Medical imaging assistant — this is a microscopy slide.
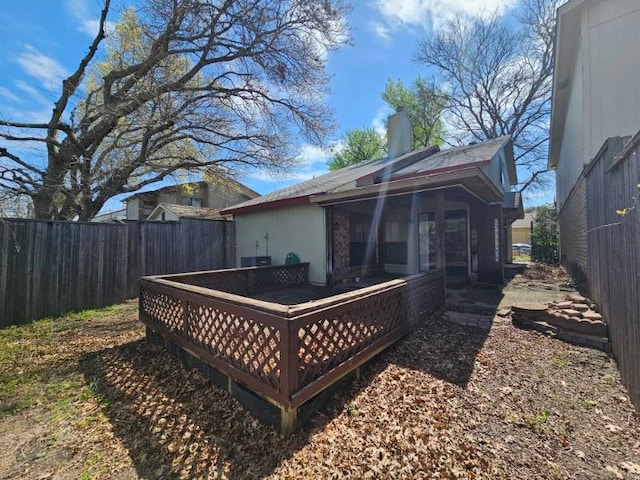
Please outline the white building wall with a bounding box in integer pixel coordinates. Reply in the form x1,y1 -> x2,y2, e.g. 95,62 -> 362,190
234,203 -> 327,285
558,0 -> 640,208
557,39 -> 585,209
126,198 -> 140,220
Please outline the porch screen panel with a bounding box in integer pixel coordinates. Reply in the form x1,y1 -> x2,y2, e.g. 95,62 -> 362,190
349,213 -> 376,266
419,213 -> 436,271
383,214 -> 408,264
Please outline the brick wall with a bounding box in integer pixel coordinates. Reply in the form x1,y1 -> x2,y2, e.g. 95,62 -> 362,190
332,209 -> 351,283
558,174 -> 589,291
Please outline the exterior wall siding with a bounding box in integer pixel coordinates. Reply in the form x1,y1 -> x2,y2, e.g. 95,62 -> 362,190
234,203 -> 327,285
558,1 -> 640,209
512,228 -> 531,245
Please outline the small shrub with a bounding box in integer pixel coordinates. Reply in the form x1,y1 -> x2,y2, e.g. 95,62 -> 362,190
531,205 -> 558,264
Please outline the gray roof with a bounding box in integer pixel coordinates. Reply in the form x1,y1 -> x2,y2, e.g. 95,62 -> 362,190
157,203 -> 226,219
224,137 -> 513,213
224,148 -> 434,211
502,191 -> 522,210
390,137 -> 511,179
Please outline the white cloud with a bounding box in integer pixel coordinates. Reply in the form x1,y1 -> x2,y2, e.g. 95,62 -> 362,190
371,105 -> 393,137
248,143 -> 331,184
65,0 -> 114,36
15,81 -> 49,105
79,18 -> 116,36
16,46 -> 69,92
297,144 -> 331,167
370,21 -> 392,43
374,0 -> 518,39
0,87 -> 20,103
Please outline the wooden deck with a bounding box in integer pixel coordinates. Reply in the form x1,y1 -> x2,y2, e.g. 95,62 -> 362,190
139,264 -> 445,434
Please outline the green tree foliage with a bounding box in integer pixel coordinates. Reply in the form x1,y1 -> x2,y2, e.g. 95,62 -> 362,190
530,204 -> 558,264
327,127 -> 385,170
381,76 -> 446,148
328,76 -> 446,171
0,0 -> 350,220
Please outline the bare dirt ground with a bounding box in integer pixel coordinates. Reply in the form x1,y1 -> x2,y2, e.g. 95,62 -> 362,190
1,270 -> 639,479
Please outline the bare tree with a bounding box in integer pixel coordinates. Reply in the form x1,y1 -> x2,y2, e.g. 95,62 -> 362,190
414,0 -> 560,192
0,0 -> 350,220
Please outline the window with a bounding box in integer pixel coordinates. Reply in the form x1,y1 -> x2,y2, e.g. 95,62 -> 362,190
383,214 -> 408,264
349,213 -> 376,266
178,196 -> 203,207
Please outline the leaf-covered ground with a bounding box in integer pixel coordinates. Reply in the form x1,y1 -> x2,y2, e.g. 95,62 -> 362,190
1,296 -> 639,479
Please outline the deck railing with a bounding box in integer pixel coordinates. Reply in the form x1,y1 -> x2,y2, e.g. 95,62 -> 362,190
139,265 -> 444,410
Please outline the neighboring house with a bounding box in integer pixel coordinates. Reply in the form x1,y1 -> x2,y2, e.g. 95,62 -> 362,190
549,0 -> 640,410
90,208 -> 127,223
146,203 -> 230,221
125,178 -> 259,221
511,212 -> 535,245
223,108 -> 523,286
549,0 -> 640,274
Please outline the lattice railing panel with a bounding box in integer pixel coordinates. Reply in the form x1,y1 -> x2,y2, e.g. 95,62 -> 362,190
187,304 -> 282,389
404,271 -> 445,324
175,271 -> 248,296
140,288 -> 185,336
253,264 -> 308,291
297,291 -> 404,388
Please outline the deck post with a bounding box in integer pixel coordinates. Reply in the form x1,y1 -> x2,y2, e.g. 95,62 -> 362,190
281,406 -> 298,436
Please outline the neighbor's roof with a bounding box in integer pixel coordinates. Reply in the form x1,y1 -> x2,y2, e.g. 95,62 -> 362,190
125,177 -> 259,201
222,136 -> 514,215
149,203 -> 228,220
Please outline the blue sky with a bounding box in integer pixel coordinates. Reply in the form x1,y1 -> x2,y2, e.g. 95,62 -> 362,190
0,0 -> 554,213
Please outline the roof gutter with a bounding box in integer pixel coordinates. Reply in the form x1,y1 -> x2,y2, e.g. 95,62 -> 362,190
310,167 -> 503,206
220,194 -> 312,215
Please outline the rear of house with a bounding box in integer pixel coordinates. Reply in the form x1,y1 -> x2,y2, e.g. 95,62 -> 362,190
223,109 -> 523,287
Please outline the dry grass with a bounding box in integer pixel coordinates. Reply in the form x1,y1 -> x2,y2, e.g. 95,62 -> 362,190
0,300 -> 639,479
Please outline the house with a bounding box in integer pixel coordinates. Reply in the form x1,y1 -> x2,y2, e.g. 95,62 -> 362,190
549,0 -> 640,410
222,108 -> 522,287
125,178 -> 259,221
146,204 -> 230,222
511,212 -> 534,245
549,0 -> 640,276
90,208 -> 127,223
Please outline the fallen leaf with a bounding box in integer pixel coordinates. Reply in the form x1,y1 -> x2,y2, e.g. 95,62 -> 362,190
620,461 -> 640,474
606,465 -> 624,479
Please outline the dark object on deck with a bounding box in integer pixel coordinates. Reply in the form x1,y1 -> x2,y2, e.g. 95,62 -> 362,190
241,256 -> 271,267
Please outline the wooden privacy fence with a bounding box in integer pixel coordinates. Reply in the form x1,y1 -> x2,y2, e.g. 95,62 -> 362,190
139,265 -> 445,432
582,135 -> 640,410
0,217 -> 234,326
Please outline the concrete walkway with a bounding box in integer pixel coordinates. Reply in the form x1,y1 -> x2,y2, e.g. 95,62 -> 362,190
444,274 -> 578,330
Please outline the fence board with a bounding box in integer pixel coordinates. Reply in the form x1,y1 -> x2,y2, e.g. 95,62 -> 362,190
582,135 -> 640,410
0,218 -> 235,326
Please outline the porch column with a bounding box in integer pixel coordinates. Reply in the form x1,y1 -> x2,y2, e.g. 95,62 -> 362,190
435,190 -> 446,276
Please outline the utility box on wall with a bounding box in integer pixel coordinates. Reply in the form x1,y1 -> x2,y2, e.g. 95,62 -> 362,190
240,256 -> 272,267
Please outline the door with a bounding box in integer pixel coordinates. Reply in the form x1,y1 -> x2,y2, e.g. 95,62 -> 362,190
419,209 -> 469,279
